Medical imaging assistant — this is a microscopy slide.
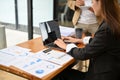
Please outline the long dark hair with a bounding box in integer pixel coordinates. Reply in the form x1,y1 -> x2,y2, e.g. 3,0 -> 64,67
100,0 -> 120,38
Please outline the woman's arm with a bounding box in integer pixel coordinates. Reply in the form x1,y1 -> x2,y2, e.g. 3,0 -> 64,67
67,21 -> 109,60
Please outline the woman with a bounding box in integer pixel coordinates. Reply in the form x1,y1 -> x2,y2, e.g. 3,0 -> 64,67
67,0 -> 99,72
53,0 -> 120,80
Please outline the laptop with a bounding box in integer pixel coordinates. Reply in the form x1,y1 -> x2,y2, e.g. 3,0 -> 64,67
39,20 -> 64,50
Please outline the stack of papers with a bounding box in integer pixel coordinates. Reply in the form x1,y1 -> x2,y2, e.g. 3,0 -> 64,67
0,46 -> 31,66
11,56 -> 61,78
0,46 -> 31,56
0,52 -> 16,66
60,26 -> 75,36
33,49 -> 73,65
0,46 -> 73,78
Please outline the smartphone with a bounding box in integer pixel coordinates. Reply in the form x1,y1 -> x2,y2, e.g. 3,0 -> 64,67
75,28 -> 83,38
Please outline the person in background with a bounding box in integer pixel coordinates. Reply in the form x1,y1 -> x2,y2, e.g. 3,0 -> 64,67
53,0 -> 120,80
67,0 -> 100,72
67,0 -> 99,38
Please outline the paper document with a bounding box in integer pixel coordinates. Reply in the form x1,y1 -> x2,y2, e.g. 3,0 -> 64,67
0,46 -> 31,56
0,46 -> 32,66
33,49 -> 73,65
0,46 -> 73,79
11,56 -> 61,78
84,0 -> 92,7
0,52 -> 16,66
60,26 -> 75,36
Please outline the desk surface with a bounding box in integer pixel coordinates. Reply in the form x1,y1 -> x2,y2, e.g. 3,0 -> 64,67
0,37 -> 75,80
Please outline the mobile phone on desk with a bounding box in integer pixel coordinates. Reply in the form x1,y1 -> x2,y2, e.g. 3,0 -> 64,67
75,28 -> 83,39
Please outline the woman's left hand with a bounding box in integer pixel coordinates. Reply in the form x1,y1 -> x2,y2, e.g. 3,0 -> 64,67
54,39 -> 67,50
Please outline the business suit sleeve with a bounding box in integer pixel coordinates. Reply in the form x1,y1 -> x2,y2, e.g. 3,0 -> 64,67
67,22 -> 109,60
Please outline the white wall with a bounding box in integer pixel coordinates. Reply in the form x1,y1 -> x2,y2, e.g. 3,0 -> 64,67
0,0 -> 53,27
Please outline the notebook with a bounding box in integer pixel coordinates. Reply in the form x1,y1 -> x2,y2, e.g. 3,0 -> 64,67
39,20 -> 64,50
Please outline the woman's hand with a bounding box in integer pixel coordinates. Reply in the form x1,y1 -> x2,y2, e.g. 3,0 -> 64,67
75,0 -> 84,7
62,36 -> 83,43
54,39 -> 67,50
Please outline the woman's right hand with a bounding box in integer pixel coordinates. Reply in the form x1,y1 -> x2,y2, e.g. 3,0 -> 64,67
75,0 -> 84,7
62,36 -> 83,43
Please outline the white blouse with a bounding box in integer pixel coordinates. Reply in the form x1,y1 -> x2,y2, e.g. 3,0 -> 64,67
66,36 -> 91,52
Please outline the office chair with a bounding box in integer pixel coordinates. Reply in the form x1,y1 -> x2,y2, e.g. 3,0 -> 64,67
60,4 -> 68,23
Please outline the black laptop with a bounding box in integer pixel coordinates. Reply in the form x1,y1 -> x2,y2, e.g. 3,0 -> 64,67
39,20 -> 64,50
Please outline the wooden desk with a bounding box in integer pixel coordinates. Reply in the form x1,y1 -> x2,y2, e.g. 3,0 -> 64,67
0,37 -> 75,80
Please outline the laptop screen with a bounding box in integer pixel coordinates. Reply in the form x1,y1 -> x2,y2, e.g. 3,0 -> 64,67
39,20 -> 61,45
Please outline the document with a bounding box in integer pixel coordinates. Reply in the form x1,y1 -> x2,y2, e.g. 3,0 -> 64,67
0,46 -> 32,66
60,26 -> 75,36
0,52 -> 16,66
11,56 -> 61,78
84,0 -> 92,7
0,46 -> 31,56
33,49 -> 73,65
0,46 -> 73,78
